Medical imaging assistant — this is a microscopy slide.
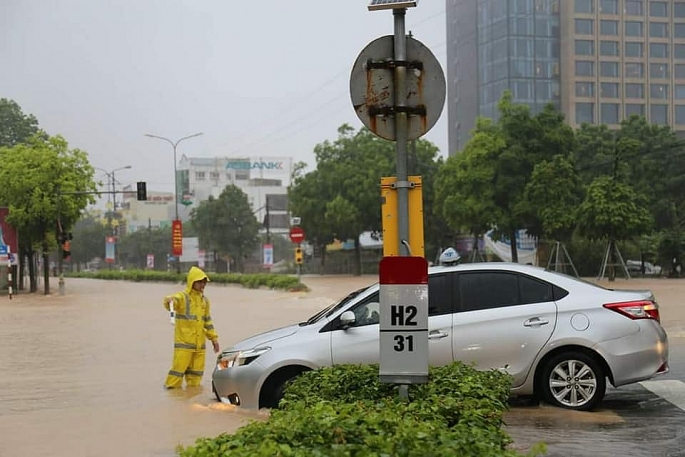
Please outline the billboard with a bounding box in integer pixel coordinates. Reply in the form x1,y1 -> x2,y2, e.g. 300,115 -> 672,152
0,207 -> 19,265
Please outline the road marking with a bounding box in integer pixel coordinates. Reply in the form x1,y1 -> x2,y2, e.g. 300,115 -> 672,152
639,380 -> 685,411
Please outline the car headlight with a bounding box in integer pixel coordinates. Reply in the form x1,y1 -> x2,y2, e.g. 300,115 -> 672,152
216,347 -> 271,370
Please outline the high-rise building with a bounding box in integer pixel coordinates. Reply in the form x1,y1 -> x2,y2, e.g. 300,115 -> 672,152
447,0 -> 685,155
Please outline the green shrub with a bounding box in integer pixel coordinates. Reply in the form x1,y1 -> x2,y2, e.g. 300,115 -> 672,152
65,269 -> 307,291
178,363 -> 547,457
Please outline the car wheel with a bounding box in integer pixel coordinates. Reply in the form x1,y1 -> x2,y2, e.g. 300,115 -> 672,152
540,351 -> 606,411
261,368 -> 308,409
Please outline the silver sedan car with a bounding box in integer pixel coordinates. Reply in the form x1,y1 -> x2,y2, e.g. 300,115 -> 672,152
212,262 -> 669,411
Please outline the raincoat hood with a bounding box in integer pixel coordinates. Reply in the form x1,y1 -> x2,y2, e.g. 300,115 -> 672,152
185,266 -> 210,293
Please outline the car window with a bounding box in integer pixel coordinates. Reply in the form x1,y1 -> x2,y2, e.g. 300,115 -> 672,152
459,272 -> 519,312
428,273 -> 453,316
519,274 -> 553,304
349,292 -> 380,327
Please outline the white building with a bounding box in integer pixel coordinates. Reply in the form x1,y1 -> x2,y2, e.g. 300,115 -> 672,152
176,155 -> 293,233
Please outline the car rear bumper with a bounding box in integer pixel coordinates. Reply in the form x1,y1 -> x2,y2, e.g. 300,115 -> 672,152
594,321 -> 669,387
212,360 -> 266,410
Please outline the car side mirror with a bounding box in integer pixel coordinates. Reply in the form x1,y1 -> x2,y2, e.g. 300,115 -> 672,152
340,311 -> 356,329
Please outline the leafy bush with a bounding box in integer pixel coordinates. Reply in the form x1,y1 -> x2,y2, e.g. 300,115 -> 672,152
65,269 -> 308,291
178,363 -> 547,457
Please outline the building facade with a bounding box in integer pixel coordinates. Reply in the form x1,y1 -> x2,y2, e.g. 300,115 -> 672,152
447,0 -> 685,154
176,155 -> 293,233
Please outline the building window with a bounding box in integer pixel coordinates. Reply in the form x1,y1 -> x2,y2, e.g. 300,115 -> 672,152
676,85 -> 685,99
676,3 -> 685,18
576,40 -> 595,56
649,1 -> 668,17
601,104 -> 620,124
575,18 -> 594,34
576,81 -> 595,97
675,24 -> 685,39
626,83 -> 645,98
600,0 -> 618,14
600,41 -> 620,56
575,0 -> 594,13
600,20 -> 619,35
625,0 -> 644,15
625,21 -> 644,36
195,172 -> 206,180
676,106 -> 685,124
649,22 -> 668,38
576,60 -> 595,76
625,42 -> 644,57
600,61 -> 619,77
650,104 -> 668,125
209,171 -> 220,180
650,84 -> 669,99
651,63 -> 669,78
626,62 -> 644,77
676,64 -> 685,79
650,43 -> 668,58
601,82 -> 620,98
626,104 -> 645,117
576,103 -> 595,123
676,44 -> 685,59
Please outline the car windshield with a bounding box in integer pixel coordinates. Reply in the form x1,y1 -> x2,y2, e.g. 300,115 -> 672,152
302,286 -> 370,326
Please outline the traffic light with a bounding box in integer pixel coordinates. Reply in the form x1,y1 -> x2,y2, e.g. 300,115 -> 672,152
294,247 -> 303,265
136,181 -> 147,201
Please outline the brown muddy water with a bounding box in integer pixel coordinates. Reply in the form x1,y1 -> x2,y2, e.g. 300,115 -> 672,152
0,276 -> 374,457
1,275 -> 683,456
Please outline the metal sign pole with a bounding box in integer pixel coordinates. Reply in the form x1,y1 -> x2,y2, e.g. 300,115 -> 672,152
393,9 -> 410,258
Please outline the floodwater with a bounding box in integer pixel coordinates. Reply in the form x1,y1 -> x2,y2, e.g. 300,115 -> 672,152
1,274 -> 683,456
0,275 -> 373,457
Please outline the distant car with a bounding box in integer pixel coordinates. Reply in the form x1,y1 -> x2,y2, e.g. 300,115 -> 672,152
626,260 -> 662,275
212,263 -> 669,411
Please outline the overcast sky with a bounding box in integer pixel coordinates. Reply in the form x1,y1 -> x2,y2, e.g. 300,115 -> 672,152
1,1 -> 447,195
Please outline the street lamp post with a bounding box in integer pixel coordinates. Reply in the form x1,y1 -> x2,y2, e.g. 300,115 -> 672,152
144,132 -> 203,274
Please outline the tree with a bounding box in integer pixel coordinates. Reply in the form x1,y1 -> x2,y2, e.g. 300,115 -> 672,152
0,99 -> 40,147
437,92 -> 576,263
289,124 -> 446,274
434,123 -> 502,260
118,226 -> 172,270
0,135 -> 96,293
191,185 -> 260,273
70,213 -> 111,268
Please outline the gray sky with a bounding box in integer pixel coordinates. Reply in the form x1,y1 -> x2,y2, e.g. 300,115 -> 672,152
1,1 -> 447,194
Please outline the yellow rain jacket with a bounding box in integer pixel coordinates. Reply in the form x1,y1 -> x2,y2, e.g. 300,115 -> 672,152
163,266 -> 218,388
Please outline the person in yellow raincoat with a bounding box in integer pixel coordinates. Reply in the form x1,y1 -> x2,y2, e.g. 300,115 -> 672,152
163,266 -> 220,389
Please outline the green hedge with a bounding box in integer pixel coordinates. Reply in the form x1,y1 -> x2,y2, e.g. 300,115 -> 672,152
65,270 -> 308,291
177,363 -> 546,457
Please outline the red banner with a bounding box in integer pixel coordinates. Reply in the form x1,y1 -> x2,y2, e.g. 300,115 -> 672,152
0,207 -> 19,264
172,220 -> 183,256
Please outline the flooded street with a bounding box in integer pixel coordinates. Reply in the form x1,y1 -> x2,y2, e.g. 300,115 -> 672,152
0,275 -> 374,457
0,274 -> 683,456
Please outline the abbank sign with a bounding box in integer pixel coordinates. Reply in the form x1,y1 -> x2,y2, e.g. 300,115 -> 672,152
225,161 -> 285,170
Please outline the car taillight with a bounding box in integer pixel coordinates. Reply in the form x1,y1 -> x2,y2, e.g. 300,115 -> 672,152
603,300 -> 660,323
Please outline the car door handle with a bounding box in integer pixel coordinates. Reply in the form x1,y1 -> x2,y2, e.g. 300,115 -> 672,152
428,331 -> 449,340
523,318 -> 549,327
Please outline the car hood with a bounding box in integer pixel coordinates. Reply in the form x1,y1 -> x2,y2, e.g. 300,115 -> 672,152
230,324 -> 300,351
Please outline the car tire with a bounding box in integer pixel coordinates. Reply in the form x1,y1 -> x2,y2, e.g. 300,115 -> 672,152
540,351 -> 606,411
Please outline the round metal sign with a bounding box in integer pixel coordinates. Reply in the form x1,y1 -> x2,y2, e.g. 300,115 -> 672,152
350,35 -> 446,141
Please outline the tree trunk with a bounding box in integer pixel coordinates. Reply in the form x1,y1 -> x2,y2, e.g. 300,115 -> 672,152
319,243 -> 326,275
509,228 -> 519,263
28,249 -> 37,293
353,238 -> 362,276
42,247 -> 50,295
